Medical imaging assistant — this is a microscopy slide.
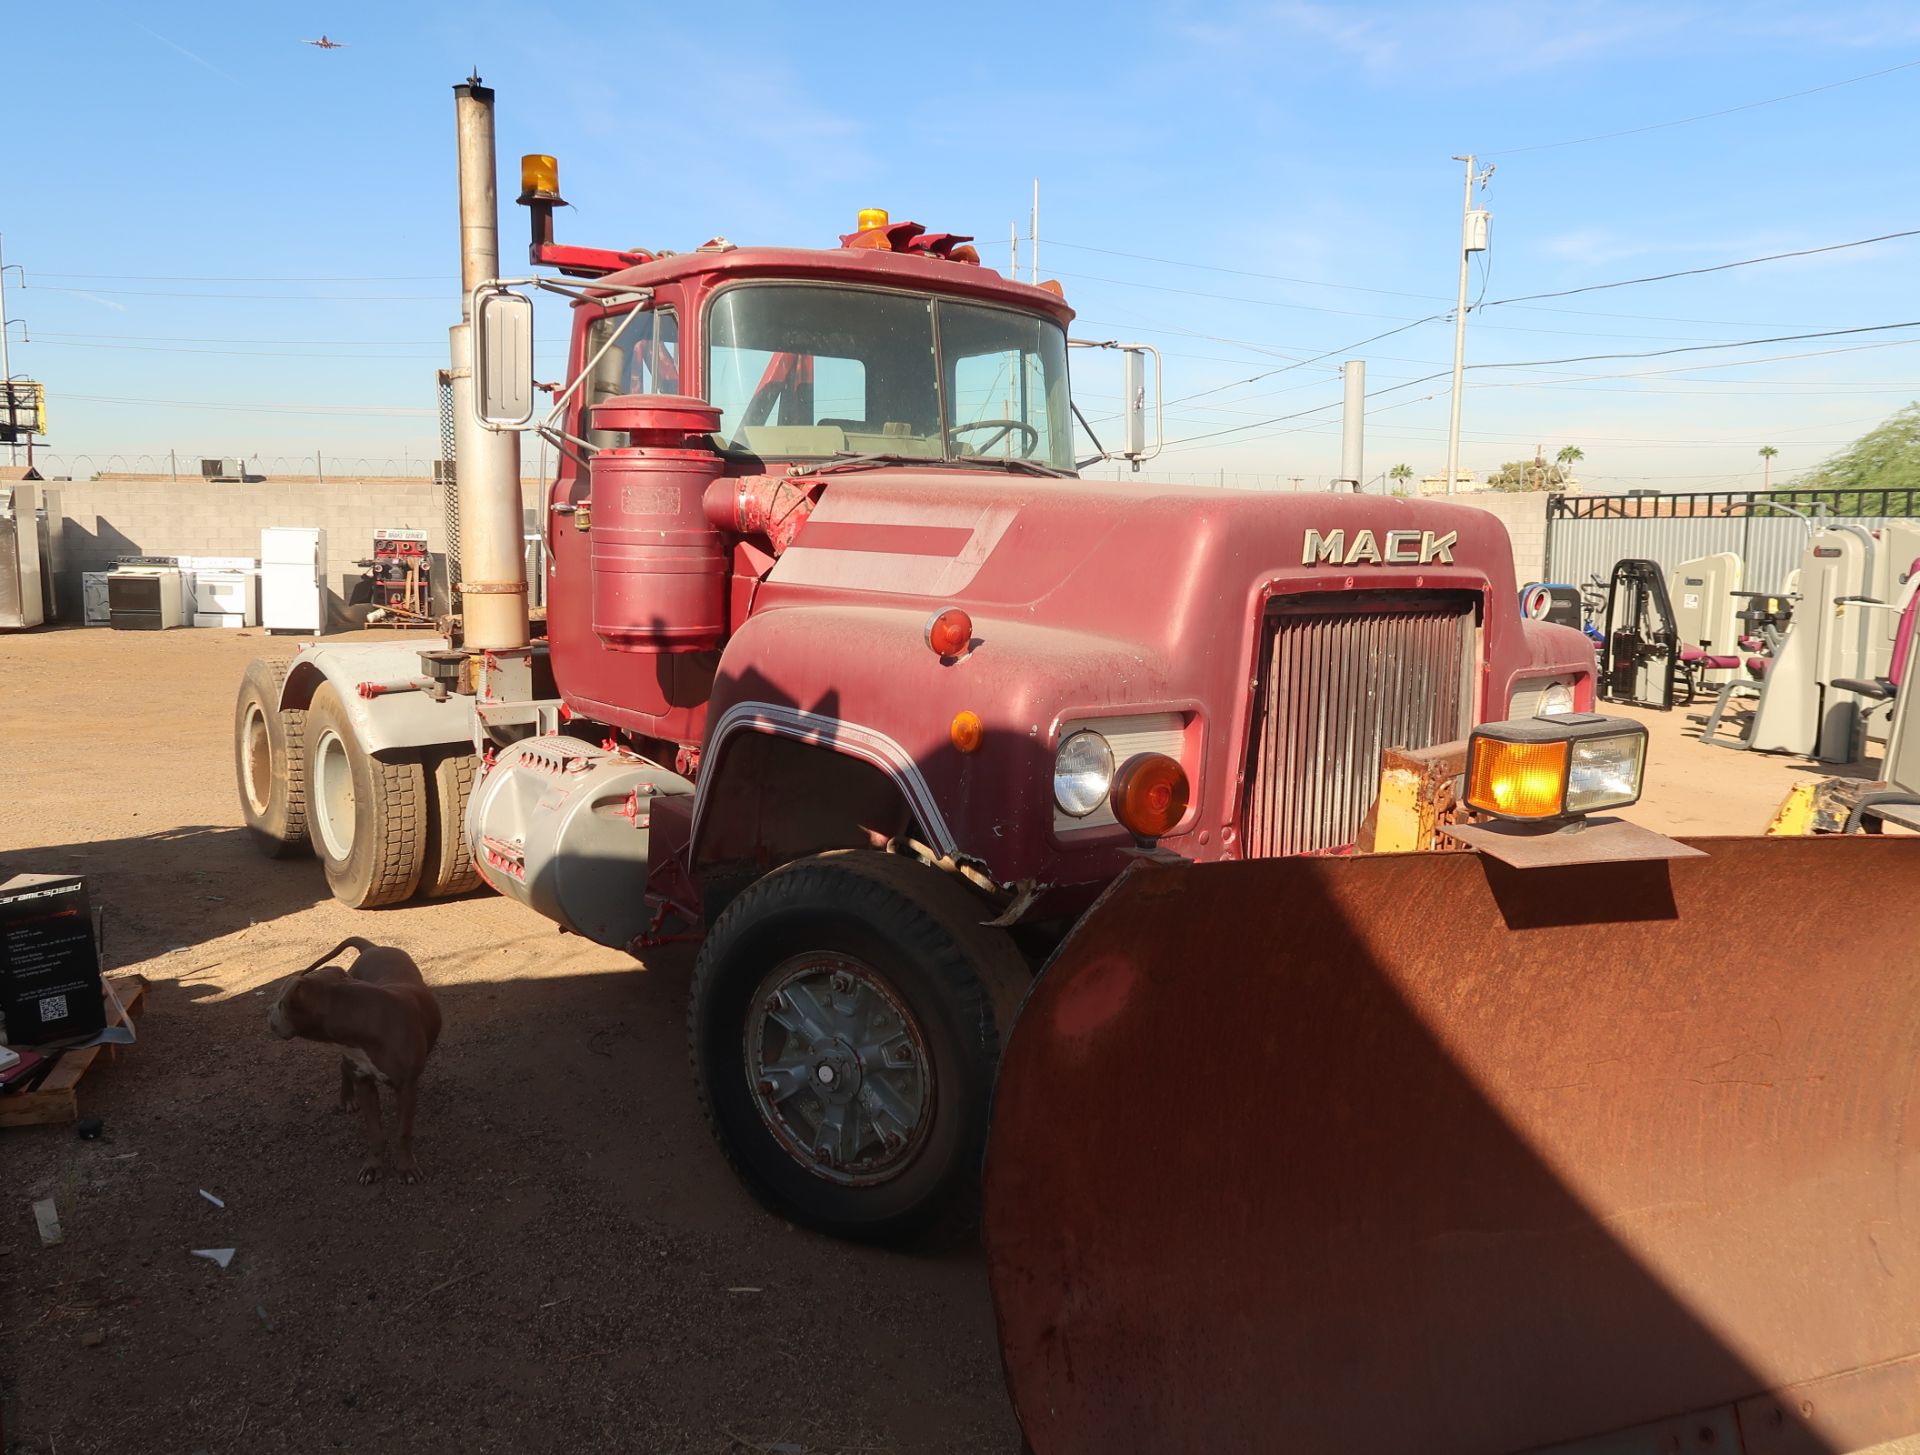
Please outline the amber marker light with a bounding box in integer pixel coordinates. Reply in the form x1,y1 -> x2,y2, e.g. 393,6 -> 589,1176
1467,738 -> 1569,820
925,607 -> 973,658
1111,753 -> 1190,838
950,711 -> 984,753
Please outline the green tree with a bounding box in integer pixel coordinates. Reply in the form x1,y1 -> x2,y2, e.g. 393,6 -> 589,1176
1485,457 -> 1571,491
1758,444 -> 1778,490
1555,445 -> 1584,477
1388,463 -> 1413,495
1792,404 -> 1920,514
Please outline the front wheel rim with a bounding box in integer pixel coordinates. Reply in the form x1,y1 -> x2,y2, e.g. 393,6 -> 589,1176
744,953 -> 934,1187
312,727 -> 356,862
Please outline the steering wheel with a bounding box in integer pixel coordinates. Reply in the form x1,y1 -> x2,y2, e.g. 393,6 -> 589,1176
947,418 -> 1040,456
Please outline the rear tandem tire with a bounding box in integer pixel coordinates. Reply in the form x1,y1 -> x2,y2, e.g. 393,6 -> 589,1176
688,850 -> 1030,1245
420,751 -> 483,899
304,682 -> 427,909
234,658 -> 310,859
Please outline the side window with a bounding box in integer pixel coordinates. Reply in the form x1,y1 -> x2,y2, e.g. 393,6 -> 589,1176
583,307 -> 677,448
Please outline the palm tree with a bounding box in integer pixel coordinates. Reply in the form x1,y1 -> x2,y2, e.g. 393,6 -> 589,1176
1555,445 -> 1584,486
1388,463 -> 1413,495
1759,444 -> 1778,490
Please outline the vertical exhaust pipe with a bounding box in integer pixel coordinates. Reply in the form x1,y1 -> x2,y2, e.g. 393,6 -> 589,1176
451,76 -> 528,652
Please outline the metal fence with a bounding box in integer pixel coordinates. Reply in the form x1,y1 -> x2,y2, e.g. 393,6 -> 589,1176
1544,490 -> 1916,596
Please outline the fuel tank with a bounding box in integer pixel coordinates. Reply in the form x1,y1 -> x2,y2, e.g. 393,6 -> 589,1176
466,735 -> 693,948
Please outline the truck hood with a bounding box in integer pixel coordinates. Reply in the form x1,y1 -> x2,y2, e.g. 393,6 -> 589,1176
761,469 -> 1524,645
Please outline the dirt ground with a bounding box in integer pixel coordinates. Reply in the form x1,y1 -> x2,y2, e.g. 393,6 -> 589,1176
0,627 -> 1016,1455
0,627 -> 1876,1454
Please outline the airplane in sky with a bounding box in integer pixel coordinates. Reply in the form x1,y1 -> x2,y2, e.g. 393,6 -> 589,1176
301,35 -> 347,49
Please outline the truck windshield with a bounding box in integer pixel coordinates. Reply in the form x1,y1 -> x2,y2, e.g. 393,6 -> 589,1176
705,284 -> 1074,474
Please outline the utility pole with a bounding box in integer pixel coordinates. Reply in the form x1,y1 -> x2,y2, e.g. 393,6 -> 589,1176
1030,179 -> 1039,284
0,233 -> 14,467
1444,156 -> 1493,496
1009,222 -> 1018,279
1336,360 -> 1365,491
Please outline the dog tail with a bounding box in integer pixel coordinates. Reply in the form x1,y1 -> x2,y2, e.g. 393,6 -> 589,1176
292,936 -> 378,976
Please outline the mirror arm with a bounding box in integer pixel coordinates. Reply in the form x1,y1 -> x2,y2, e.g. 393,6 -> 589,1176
537,422 -> 595,473
1071,399 -> 1109,470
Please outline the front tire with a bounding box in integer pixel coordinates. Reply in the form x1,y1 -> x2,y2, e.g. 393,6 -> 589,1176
305,682 -> 427,909
234,658 -> 310,858
688,851 -> 1029,1244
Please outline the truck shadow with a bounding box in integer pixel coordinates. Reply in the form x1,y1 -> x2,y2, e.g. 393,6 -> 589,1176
4,957 -> 1012,1454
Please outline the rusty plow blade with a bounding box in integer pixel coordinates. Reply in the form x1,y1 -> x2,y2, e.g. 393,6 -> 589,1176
984,837 -> 1920,1455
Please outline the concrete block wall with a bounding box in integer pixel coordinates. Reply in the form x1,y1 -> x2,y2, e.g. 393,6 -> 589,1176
1451,489 -> 1549,586
46,476 -> 546,618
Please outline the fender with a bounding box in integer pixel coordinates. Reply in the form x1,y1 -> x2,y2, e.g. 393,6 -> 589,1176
278,639 -> 476,759
700,602 -> 1179,885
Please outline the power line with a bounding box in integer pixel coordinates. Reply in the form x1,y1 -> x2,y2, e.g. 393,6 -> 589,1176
1042,238 -> 1444,302
1486,54 -> 1920,156
1481,228 -> 1920,308
62,392 -> 433,418
1052,236 -> 1839,327
1455,319 -> 1920,371
1056,266 -> 1772,343
31,340 -> 445,360
26,286 -> 445,301
26,271 -> 443,283
1154,322 -> 1920,452
1163,316 -> 1447,409
28,331 -> 444,345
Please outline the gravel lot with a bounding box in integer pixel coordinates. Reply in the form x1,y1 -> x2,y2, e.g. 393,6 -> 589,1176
0,626 -> 1015,1455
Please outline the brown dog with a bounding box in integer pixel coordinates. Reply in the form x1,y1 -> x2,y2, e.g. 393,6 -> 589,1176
268,937 -> 441,1184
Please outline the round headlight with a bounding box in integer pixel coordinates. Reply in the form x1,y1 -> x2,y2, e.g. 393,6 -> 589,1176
1052,730 -> 1114,817
1540,682 -> 1577,716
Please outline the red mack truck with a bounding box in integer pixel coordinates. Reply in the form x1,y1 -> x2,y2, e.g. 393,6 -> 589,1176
232,78 -> 1920,1454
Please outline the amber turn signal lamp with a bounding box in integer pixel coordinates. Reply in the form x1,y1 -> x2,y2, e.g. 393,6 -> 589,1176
1466,737 -> 1570,820
950,710 -> 984,753
925,607 -> 972,658
1111,753 -> 1189,838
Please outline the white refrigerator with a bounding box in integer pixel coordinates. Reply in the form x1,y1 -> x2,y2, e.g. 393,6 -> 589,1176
261,527 -> 327,633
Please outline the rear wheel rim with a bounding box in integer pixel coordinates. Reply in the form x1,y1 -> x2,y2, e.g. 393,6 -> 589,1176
745,953 -> 933,1187
241,703 -> 274,817
312,727 -> 356,861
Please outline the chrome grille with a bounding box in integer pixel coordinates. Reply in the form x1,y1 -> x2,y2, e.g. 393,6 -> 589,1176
1242,594 -> 1476,857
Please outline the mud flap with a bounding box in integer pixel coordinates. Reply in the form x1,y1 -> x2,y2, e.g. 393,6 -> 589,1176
984,838 -> 1920,1455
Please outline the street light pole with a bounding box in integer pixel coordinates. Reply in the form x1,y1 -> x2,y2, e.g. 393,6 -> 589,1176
1443,157 -> 1492,496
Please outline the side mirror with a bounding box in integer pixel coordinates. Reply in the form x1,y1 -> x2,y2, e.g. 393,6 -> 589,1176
1122,347 -> 1149,459
1070,339 -> 1162,469
474,287 -> 535,429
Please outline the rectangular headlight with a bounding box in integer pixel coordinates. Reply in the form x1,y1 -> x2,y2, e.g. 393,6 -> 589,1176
1465,714 -> 1649,821
1566,732 -> 1647,813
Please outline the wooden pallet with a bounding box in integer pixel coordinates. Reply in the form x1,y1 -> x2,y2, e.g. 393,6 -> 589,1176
0,977 -> 150,1129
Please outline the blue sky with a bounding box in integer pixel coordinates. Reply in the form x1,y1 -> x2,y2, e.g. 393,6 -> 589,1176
6,1 -> 1919,489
